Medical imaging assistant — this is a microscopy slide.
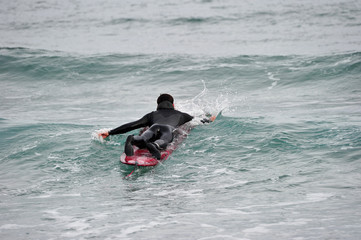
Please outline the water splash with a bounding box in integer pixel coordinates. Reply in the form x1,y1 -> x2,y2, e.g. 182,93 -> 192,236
177,80 -> 229,124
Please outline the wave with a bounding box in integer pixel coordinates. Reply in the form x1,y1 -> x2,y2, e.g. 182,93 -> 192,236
103,17 -> 148,26
2,46 -> 360,66
99,15 -> 241,27
1,47 -> 360,92
167,16 -> 238,25
0,47 -> 147,81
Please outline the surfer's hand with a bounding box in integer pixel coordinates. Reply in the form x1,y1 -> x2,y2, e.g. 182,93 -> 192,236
201,115 -> 216,124
99,132 -> 109,139
201,118 -> 210,124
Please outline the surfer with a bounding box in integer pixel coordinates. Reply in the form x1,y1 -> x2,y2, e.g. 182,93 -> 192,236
99,94 -> 194,160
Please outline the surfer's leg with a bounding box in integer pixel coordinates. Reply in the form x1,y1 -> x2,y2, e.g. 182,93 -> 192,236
145,126 -> 173,160
146,142 -> 161,160
124,135 -> 134,156
153,125 -> 174,150
124,132 -> 160,159
141,125 -> 163,159
126,124 -> 171,160
124,128 -> 156,156
132,126 -> 157,147
133,124 -> 163,160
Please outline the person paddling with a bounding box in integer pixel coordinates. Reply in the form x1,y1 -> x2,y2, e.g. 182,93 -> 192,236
99,94 -> 194,160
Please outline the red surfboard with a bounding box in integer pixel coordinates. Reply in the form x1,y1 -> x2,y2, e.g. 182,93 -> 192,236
120,123 -> 192,166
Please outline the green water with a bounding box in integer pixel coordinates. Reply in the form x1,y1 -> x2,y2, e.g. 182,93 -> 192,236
1,0 -> 361,239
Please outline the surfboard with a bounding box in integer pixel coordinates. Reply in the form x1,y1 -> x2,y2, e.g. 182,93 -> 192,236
120,123 -> 192,166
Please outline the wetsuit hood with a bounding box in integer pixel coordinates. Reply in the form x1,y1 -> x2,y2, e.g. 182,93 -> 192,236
157,101 -> 174,110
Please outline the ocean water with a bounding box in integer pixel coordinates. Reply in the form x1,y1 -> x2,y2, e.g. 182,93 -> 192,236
1,0 -> 361,239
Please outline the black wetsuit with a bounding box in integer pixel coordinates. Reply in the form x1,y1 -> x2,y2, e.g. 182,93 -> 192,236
109,101 -> 193,158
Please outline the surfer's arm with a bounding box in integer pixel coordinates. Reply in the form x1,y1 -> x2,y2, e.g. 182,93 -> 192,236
181,112 -> 194,125
102,114 -> 150,138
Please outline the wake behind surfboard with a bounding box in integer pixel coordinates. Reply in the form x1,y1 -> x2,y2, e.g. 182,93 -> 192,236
120,123 -> 192,167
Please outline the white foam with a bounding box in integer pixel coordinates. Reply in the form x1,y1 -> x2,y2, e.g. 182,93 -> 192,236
243,219 -> 311,237
267,72 -> 280,90
306,193 -> 333,202
117,221 -> 167,239
42,208 -> 106,238
243,225 -> 270,234
198,234 -> 245,240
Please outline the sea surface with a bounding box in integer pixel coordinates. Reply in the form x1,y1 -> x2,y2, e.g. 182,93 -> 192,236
1,0 -> 361,239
